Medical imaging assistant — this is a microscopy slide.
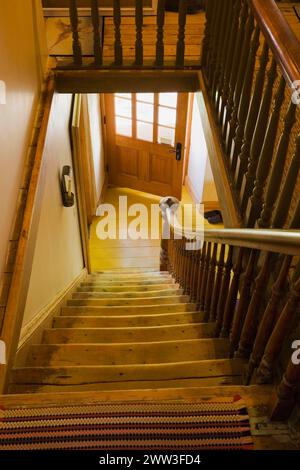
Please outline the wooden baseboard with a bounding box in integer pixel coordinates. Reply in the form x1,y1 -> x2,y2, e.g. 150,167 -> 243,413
15,268 -> 87,367
184,176 -> 199,204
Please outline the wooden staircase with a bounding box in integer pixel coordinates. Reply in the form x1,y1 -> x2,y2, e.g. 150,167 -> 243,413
9,269 -> 244,394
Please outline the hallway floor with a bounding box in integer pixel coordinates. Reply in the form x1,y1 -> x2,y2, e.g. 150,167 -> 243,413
89,186 -> 222,271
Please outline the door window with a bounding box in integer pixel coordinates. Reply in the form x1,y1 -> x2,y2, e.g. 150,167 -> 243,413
114,92 -> 178,146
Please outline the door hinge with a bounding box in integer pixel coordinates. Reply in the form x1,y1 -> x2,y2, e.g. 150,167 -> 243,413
103,115 -> 107,125
106,164 -> 109,173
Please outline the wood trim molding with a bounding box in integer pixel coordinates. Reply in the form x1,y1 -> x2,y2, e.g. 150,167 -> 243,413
55,70 -> 201,94
198,72 -> 242,228
185,175 -> 199,205
0,76 -> 55,393
16,268 -> 87,367
71,94 -> 92,273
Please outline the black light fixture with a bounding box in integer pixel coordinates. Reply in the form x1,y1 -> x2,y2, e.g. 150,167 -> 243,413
60,165 -> 75,207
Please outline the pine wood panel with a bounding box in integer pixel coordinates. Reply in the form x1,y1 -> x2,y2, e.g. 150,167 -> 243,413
26,338 -> 230,366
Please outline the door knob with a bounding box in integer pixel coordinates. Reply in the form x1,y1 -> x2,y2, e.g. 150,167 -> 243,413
169,142 -> 182,161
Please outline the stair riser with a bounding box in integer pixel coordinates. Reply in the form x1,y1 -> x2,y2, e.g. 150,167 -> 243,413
61,304 -> 198,316
43,324 -> 214,344
53,312 -> 205,328
72,289 -> 183,299
26,339 -> 230,366
67,296 -> 190,307
81,280 -> 175,287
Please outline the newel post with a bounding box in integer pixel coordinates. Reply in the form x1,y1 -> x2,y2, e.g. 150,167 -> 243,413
159,197 -> 179,272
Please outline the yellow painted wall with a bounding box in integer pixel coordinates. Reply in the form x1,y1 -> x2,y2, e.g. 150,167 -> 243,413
0,0 -> 48,287
21,94 -> 84,328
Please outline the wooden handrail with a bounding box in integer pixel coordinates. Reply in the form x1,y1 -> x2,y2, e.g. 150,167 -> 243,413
248,0 -> 300,87
164,205 -> 300,256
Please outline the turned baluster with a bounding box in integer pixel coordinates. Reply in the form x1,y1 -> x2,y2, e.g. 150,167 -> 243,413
211,1 -> 228,104
201,0 -> 215,69
272,135 -> 300,229
236,251 -> 273,359
215,246 -> 233,336
113,0 -> 123,66
135,0 -> 143,66
227,10 -> 254,158
176,0 -> 188,67
90,0 -> 102,66
219,0 -> 240,128
199,243 -> 211,310
258,102 -> 297,228
235,41 -> 270,193
229,249 -> 258,356
257,270 -> 300,384
245,255 -> 292,384
69,0 -> 82,66
155,0 -> 166,66
270,357 -> 300,420
183,244 -> 193,295
190,249 -> 200,302
247,77 -> 286,227
204,243 -> 218,321
206,0 -> 224,88
196,242 -> 207,307
214,0 -> 235,116
179,238 -> 186,287
222,1 -> 248,145
209,244 -> 225,321
220,248 -> 244,337
240,58 -> 277,216
174,238 -> 181,283
230,24 -> 259,174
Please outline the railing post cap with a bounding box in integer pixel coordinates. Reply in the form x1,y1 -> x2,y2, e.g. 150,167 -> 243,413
159,196 -> 180,214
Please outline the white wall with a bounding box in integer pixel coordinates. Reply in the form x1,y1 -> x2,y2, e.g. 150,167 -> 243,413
0,0 -> 47,290
186,94 -> 219,205
86,94 -> 105,203
21,94 -> 84,327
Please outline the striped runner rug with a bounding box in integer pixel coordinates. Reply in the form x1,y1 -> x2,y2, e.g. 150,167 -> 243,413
0,396 -> 253,450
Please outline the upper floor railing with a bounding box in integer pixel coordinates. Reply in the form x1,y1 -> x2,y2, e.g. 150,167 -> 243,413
57,0 -> 204,70
202,0 -> 300,229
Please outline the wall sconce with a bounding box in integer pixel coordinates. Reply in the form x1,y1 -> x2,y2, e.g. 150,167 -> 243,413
60,165 -> 75,207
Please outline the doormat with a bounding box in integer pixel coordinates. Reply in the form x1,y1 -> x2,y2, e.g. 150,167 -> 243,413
0,397 -> 253,450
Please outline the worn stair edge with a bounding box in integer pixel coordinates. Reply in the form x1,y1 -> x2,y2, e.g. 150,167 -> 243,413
53,312 -> 206,328
10,358 -> 245,385
42,323 -> 215,344
61,303 -> 199,316
71,289 -> 184,299
67,295 -> 190,307
81,279 -> 176,287
77,283 -> 178,292
26,338 -> 230,366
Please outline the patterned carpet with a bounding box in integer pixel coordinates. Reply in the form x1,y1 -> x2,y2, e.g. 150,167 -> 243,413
0,397 -> 253,450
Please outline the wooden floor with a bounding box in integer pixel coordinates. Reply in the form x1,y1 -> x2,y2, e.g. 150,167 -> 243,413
89,186 -> 222,271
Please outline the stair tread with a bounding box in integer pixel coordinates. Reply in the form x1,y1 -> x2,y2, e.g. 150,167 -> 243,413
67,295 -> 190,307
11,358 -> 244,384
43,323 -> 215,343
26,338 -> 230,366
53,312 -> 206,328
61,304 -> 199,316
72,289 -> 183,298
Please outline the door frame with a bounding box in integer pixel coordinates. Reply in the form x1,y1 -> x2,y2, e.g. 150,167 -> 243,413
70,94 -> 92,273
104,92 -> 189,199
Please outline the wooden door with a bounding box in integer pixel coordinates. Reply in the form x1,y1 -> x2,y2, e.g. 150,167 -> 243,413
105,92 -> 189,199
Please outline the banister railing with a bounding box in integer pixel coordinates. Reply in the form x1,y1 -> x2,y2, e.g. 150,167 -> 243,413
202,0 -> 300,230
160,199 -> 300,420
58,0 -> 203,69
